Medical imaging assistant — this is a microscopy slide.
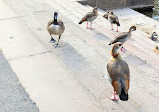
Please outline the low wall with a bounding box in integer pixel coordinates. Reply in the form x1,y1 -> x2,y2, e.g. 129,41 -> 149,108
85,0 -> 154,10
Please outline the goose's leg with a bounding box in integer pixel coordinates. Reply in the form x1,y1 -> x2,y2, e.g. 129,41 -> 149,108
109,91 -> 118,101
50,34 -> 56,43
90,22 -> 94,30
116,25 -> 118,32
54,35 -> 61,48
86,22 -> 89,29
111,24 -> 113,30
121,46 -> 126,52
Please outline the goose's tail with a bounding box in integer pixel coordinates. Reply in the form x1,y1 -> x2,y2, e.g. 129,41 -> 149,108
119,88 -> 128,101
116,22 -> 120,26
78,21 -> 83,24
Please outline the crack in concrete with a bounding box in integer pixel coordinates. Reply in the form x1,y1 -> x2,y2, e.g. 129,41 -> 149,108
8,50 -> 52,61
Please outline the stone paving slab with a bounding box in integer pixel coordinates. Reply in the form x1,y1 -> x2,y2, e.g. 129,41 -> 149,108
9,52 -> 105,112
0,46 -> 39,112
3,0 -> 159,112
1,0 -> 107,112
0,0 -> 17,19
0,18 -> 48,60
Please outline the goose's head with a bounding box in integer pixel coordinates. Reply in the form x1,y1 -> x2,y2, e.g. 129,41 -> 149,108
103,13 -> 109,19
93,7 -> 98,13
108,11 -> 114,15
103,11 -> 113,19
129,26 -> 136,32
111,42 -> 122,56
112,42 -> 122,51
155,45 -> 159,50
54,12 -> 58,19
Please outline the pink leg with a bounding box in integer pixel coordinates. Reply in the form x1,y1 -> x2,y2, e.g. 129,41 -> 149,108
109,91 -> 118,101
116,25 -> 118,32
111,24 -> 113,30
90,22 -> 94,30
121,47 -> 126,52
86,22 -> 89,29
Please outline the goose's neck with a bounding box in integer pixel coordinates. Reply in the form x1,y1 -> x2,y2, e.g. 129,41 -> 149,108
111,49 -> 122,60
128,28 -> 133,33
53,17 -> 58,24
93,11 -> 98,15
128,31 -> 131,34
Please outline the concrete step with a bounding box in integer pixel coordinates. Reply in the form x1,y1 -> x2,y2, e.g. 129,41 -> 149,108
3,0 -> 159,111
51,0 -> 159,76
84,5 -> 159,70
68,1 -> 158,58
70,1 -> 159,73
0,1 -> 106,112
76,5 -> 159,70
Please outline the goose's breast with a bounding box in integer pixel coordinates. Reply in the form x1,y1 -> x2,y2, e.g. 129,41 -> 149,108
87,15 -> 97,22
49,24 -> 60,34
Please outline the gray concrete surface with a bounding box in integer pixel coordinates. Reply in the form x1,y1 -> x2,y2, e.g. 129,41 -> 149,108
0,1 -> 39,111
1,0 -> 159,112
0,51 -> 39,112
0,0 -> 106,112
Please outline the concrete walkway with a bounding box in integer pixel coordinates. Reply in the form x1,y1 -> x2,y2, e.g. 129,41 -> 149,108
1,0 -> 159,112
0,0 -> 105,112
0,1 -> 39,112
0,43 -> 39,112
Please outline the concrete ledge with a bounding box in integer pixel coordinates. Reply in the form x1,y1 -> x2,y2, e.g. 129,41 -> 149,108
84,0 -> 154,10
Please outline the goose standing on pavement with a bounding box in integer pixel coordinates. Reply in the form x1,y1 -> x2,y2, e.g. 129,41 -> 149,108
107,43 -> 130,101
47,12 -> 65,48
109,26 -> 136,51
103,11 -> 120,32
79,7 -> 98,29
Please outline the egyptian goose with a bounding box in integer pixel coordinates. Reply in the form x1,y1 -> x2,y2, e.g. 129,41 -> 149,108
109,26 -> 136,51
107,43 -> 130,101
47,12 -> 65,48
103,11 -> 120,32
79,7 -> 98,29
153,45 -> 159,54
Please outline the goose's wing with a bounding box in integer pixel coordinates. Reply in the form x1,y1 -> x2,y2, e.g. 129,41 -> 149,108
109,32 -> 129,45
107,60 -> 130,95
119,61 -> 130,94
109,15 -> 120,25
80,12 -> 96,22
107,61 -> 121,94
47,19 -> 54,26
57,19 -> 64,25
109,15 -> 117,21
57,19 -> 65,33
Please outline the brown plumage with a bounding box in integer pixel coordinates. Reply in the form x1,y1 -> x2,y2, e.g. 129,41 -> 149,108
79,7 -> 98,29
103,13 -> 109,19
107,43 -> 130,101
109,26 -> 136,45
103,11 -> 120,32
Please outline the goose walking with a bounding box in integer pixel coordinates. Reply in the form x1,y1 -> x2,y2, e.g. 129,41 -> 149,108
79,7 -> 98,29
47,12 -> 65,48
107,43 -> 130,101
109,26 -> 136,51
103,11 -> 120,32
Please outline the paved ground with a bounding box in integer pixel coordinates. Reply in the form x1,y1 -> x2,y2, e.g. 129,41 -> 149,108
0,0 -> 105,112
1,0 -> 159,112
0,51 -> 39,112
0,1 -> 39,112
